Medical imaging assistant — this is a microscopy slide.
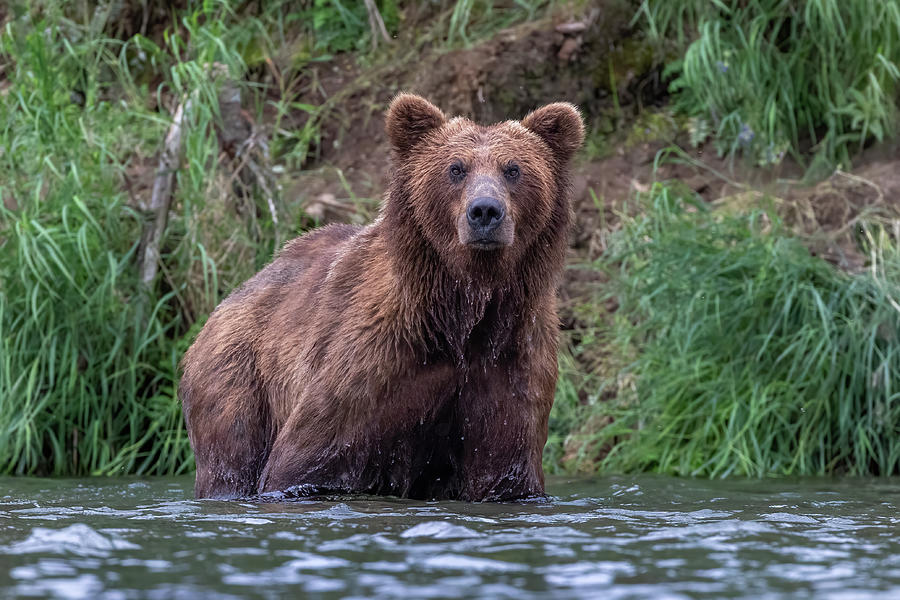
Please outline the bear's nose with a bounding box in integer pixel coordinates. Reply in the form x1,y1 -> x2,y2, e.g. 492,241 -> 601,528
466,197 -> 505,233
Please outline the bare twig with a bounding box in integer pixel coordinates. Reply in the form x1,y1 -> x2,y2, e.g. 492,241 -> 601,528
229,127 -> 282,247
364,0 -> 392,50
140,98 -> 191,288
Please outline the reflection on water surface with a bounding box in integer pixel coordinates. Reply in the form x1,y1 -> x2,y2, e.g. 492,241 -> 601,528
2,475 -> 899,599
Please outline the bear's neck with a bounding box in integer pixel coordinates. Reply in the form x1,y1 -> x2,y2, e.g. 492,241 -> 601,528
383,234 -> 517,364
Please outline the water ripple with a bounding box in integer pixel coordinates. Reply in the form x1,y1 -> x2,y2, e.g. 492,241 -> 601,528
5,524 -> 140,557
0,475 -> 898,599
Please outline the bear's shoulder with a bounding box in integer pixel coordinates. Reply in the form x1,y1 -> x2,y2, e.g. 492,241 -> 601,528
215,223 -> 364,312
278,223 -> 363,261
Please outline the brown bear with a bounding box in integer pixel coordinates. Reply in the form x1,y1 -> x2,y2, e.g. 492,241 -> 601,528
179,93 -> 584,501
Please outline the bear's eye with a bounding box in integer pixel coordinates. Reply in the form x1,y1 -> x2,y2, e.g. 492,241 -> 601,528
504,165 -> 520,181
449,163 -> 466,182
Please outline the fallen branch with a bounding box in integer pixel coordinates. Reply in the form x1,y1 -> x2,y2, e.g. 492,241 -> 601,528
364,0 -> 392,50
139,98 -> 190,288
240,133 -> 281,247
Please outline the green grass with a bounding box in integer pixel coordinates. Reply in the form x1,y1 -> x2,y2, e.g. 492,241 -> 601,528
638,0 -> 900,175
3,1 -> 899,479
560,183 -> 900,477
0,1 -> 302,475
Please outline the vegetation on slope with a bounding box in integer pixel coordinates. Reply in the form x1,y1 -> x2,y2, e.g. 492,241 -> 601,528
1,0 -> 898,477
548,183 -> 900,476
638,0 -> 900,176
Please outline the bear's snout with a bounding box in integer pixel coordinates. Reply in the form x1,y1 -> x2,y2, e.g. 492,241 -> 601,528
466,197 -> 505,233
457,174 -> 515,251
459,193 -> 513,250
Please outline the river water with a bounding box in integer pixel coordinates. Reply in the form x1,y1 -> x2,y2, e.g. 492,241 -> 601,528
1,475 -> 898,599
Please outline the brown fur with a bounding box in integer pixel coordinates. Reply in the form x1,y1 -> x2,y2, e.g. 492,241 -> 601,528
180,94 -> 584,501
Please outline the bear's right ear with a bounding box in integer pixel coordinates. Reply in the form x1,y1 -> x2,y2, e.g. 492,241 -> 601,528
386,93 -> 446,156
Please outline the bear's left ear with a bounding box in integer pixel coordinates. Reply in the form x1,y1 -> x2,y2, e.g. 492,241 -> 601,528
521,102 -> 585,163
386,93 -> 446,156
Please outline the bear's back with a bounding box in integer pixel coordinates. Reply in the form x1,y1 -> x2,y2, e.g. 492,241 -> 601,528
218,223 -> 363,312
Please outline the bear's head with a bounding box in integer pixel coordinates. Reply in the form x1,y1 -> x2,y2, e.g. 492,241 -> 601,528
384,93 -> 584,283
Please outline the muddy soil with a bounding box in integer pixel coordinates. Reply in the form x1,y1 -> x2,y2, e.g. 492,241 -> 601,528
283,1 -> 656,216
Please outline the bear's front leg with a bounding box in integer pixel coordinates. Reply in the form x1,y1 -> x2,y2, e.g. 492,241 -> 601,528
455,350 -> 557,502
258,363 -> 458,497
258,395 -> 373,496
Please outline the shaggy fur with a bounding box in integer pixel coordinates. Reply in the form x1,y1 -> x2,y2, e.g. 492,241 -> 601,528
180,94 -> 584,501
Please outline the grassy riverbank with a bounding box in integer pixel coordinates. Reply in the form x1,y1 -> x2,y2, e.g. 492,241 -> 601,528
548,183 -> 900,476
1,1 -> 898,477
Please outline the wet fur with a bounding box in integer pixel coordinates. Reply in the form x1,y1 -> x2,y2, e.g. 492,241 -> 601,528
180,94 -> 584,500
